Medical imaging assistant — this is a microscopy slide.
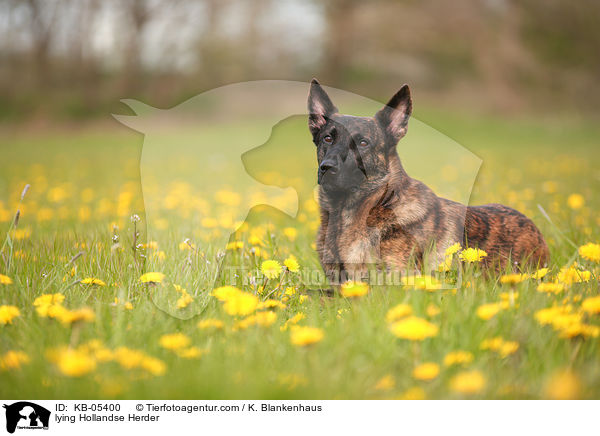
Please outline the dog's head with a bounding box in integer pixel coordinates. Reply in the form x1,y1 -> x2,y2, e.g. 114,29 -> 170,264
307,79 -> 412,196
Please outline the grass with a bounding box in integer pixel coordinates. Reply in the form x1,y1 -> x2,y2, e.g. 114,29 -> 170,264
0,109 -> 599,399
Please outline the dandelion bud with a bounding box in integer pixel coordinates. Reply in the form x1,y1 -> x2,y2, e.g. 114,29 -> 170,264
20,184 -> 30,201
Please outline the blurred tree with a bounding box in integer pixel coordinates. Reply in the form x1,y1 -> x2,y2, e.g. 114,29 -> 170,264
321,0 -> 359,85
0,0 -> 599,119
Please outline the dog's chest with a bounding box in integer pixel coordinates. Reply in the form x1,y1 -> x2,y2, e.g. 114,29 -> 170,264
324,208 -> 382,265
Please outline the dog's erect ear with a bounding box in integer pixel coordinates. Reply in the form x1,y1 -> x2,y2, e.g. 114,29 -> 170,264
308,79 -> 337,138
375,84 -> 412,143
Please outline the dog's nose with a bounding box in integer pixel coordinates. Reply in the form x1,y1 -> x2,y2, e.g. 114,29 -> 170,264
319,160 -> 337,174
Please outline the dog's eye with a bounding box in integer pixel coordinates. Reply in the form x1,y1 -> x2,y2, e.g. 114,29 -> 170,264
359,139 -> 369,147
323,135 -> 333,144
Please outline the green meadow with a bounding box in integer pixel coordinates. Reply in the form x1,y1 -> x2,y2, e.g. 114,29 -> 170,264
0,110 -> 599,399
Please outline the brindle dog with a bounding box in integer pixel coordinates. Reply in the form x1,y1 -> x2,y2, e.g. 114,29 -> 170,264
308,79 -> 549,284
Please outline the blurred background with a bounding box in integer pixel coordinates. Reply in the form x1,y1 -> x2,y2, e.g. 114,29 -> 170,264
0,0 -> 598,253
1,0 -> 599,122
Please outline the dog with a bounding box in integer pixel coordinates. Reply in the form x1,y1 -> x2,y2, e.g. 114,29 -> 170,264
307,79 -> 549,284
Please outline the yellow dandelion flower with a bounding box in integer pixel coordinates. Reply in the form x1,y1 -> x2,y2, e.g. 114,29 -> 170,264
280,312 -> 305,331
500,273 -> 529,285
176,291 -> 193,309
551,312 -> 583,331
400,275 -> 445,290
44,304 -> 69,321
153,250 -> 166,261
80,277 -> 106,286
534,306 -> 572,326
235,311 -> 277,330
0,350 -> 30,370
385,304 -> 413,323
544,370 -> 581,400
459,248 -> 488,263
56,307 -> 95,325
0,274 -> 13,285
579,242 -> 600,263
567,193 -> 585,210
253,311 -> 277,326
283,227 -> 298,241
340,281 -> 369,298
437,256 -> 453,272
582,295 -> 600,315
159,333 -> 190,350
476,302 -> 503,320
290,326 -> 324,346
537,282 -> 565,294
94,348 -> 114,362
113,347 -> 145,369
558,323 -> 600,339
281,286 -> 297,301
211,286 -> 242,301
480,337 -> 505,351
139,272 -> 165,284
557,265 -> 591,284
33,293 -> 65,307
226,241 -> 244,250
413,362 -> 440,381
0,305 -> 20,325
449,370 -> 486,394
480,337 -> 519,357
261,260 -> 282,279
223,291 -> 259,316
374,375 -> 395,391
445,242 -> 462,257
140,356 -> 167,376
498,341 -> 519,357
283,256 -> 300,273
388,316 -> 438,341
443,350 -> 474,367
397,386 -> 426,400
197,318 -> 225,330
176,347 -> 205,359
257,299 -> 286,310
11,228 -> 31,240
248,235 -> 264,246
143,240 -> 159,250
56,349 -> 96,377
531,268 -> 549,279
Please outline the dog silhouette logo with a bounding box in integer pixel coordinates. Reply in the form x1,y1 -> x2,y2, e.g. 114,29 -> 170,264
3,402 -> 50,433
114,80 -> 480,313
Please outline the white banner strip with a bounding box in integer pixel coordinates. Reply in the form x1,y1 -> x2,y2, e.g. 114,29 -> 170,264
1,400 -> 597,435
